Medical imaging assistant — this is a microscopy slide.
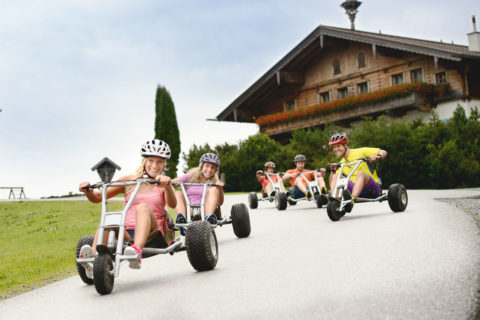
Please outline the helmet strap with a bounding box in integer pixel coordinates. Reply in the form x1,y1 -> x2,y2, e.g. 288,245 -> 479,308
143,166 -> 157,179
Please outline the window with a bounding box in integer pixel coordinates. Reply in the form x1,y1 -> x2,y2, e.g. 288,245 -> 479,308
357,82 -> 368,94
318,91 -> 330,103
333,59 -> 341,75
391,73 -> 404,85
337,87 -> 348,99
358,52 -> 366,68
285,101 -> 296,111
410,68 -> 423,82
436,72 -> 447,84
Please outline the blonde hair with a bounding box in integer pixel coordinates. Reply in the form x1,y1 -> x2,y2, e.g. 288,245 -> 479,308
187,163 -> 218,183
125,157 -> 167,193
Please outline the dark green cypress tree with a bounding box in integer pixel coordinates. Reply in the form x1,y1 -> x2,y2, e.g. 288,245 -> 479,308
154,85 -> 181,178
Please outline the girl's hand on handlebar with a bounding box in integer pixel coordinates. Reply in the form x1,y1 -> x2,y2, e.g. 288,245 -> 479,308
156,175 -> 171,187
215,180 -> 225,188
79,182 -> 91,193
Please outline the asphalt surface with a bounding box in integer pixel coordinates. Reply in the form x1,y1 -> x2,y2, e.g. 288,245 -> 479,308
1,189 -> 480,320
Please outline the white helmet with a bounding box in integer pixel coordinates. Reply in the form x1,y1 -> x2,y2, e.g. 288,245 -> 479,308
140,139 -> 171,159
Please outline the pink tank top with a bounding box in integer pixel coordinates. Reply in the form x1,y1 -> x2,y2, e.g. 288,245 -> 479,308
123,185 -> 166,233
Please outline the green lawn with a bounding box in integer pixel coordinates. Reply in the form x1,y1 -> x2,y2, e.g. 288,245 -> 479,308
0,201 -> 125,299
0,194 -> 243,299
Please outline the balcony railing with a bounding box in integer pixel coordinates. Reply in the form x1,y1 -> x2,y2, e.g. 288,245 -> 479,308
257,83 -> 450,135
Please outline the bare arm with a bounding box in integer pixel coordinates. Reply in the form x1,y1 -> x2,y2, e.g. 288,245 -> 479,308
78,176 -> 127,203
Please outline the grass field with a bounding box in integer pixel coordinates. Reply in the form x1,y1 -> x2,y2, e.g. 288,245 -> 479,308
0,200 -> 123,299
0,192 -> 247,299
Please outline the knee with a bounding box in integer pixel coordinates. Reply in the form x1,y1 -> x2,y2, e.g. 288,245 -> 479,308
136,203 -> 151,216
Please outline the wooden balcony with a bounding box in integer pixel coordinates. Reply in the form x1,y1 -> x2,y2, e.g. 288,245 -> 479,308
260,92 -> 440,137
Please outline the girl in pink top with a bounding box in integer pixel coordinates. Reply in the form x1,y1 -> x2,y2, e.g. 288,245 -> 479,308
78,139 -> 176,271
172,153 -> 224,225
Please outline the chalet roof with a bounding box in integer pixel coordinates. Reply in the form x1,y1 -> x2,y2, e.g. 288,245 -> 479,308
91,157 -> 121,171
216,25 -> 480,122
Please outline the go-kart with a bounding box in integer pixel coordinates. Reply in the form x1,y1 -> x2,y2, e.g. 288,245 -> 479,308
171,181 -> 251,239
248,171 -> 289,211
285,169 -> 329,210
75,178 -> 219,295
326,157 -> 408,221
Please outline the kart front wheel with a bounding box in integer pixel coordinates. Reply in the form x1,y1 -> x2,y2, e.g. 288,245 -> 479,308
388,183 -> 408,212
75,235 -> 95,285
186,221 -> 218,271
275,192 -> 288,211
93,253 -> 114,295
327,200 -> 345,221
248,192 -> 258,209
231,203 -> 251,238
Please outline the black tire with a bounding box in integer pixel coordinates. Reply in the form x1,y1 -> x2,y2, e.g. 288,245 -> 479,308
288,198 -> 297,205
93,253 -> 114,295
248,192 -> 258,209
388,183 -> 408,212
327,200 -> 345,221
275,192 -> 288,211
185,221 -> 218,271
75,235 -> 95,285
315,195 -> 323,208
231,203 -> 251,238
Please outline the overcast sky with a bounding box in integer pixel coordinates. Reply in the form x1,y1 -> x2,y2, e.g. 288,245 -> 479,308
0,0 -> 478,198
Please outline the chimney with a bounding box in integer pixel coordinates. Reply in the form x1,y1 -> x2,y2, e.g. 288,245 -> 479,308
468,15 -> 480,52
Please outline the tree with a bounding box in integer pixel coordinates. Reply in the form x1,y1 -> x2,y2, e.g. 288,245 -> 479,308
154,85 -> 181,178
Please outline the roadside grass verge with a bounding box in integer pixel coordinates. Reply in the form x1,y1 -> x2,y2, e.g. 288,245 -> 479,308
0,194 -> 242,300
0,201 -> 121,299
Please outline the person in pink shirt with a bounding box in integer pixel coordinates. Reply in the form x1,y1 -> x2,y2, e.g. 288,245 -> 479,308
173,153 -> 224,226
78,139 -> 176,273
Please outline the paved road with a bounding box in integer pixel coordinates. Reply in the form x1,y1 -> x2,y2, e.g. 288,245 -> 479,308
1,189 -> 480,320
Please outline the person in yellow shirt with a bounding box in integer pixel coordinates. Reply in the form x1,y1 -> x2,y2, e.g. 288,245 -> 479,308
328,133 -> 387,206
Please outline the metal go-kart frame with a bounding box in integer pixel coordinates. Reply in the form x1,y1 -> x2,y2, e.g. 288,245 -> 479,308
284,169 -> 329,211
171,182 -> 251,239
326,157 -> 408,222
75,178 -> 219,295
248,171 -> 286,210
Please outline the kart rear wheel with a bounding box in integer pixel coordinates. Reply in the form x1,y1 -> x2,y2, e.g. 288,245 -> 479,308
288,198 -> 297,205
75,235 -> 95,285
186,221 -> 218,271
93,253 -> 114,295
388,183 -> 408,212
327,200 -> 345,221
275,192 -> 287,211
248,192 -> 258,209
231,203 -> 251,238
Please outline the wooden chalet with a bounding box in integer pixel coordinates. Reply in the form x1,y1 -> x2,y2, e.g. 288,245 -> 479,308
216,23 -> 480,142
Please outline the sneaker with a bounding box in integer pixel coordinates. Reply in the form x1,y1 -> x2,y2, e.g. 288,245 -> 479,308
176,213 -> 187,224
321,187 -> 328,195
124,245 -> 142,269
206,213 -> 217,225
306,190 -> 313,199
79,245 -> 94,279
176,213 -> 187,236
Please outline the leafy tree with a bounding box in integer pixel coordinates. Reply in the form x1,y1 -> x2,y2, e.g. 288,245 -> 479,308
182,104 -> 480,191
154,85 -> 180,178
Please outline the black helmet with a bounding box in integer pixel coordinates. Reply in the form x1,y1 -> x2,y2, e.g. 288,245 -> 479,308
294,154 -> 306,162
